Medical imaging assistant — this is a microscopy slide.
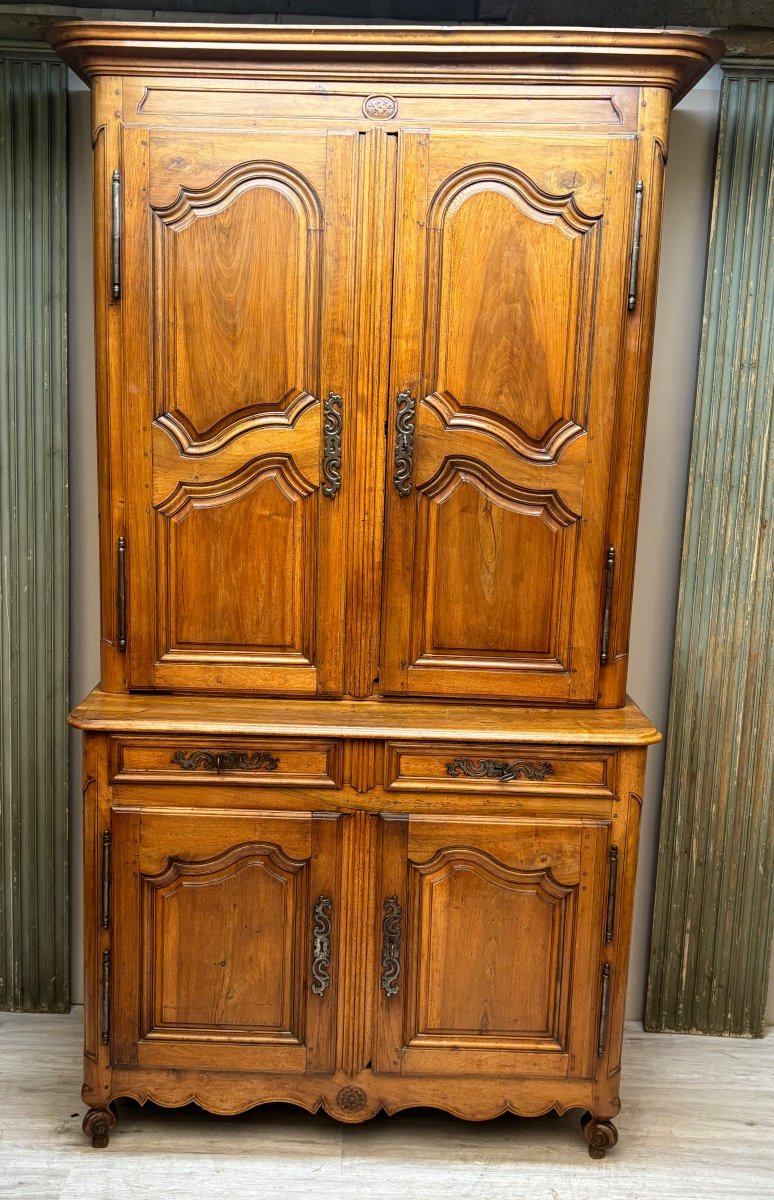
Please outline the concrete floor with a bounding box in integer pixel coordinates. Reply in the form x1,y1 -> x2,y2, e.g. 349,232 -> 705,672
0,1009 -> 772,1199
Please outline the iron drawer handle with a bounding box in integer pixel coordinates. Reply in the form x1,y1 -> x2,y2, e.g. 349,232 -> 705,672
171,750 -> 279,773
445,757 -> 554,783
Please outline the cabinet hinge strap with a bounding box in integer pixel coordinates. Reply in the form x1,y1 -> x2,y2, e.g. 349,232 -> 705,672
111,169 -> 121,301
101,950 -> 110,1045
117,536 -> 126,652
627,180 -> 644,311
597,962 -> 611,1056
600,546 -> 615,665
605,845 -> 618,944
101,831 -> 111,930
380,897 -> 402,996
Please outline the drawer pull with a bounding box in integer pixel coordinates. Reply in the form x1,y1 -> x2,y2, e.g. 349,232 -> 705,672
445,757 -> 554,783
380,897 -> 402,997
311,897 -> 333,997
171,750 -> 279,774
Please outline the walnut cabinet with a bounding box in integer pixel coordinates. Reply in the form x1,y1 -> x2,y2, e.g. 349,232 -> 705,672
53,22 -> 721,1157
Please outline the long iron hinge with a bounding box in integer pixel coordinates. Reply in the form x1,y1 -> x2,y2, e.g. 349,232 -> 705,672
605,845 -> 619,944
627,180 -> 644,311
101,950 -> 110,1045
117,536 -> 126,652
600,546 -> 615,665
101,831 -> 111,929
597,962 -> 611,1056
111,169 -> 121,301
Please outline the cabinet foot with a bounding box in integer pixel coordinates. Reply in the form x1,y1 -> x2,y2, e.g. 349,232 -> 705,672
581,1112 -> 618,1159
83,1106 -> 116,1148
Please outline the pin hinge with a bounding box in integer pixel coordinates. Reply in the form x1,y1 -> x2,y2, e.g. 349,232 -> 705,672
101,831 -> 111,929
627,180 -> 644,311
600,546 -> 615,665
111,169 -> 121,302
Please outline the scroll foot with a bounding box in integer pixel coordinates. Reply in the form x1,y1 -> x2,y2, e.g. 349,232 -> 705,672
83,1105 -> 116,1149
581,1112 -> 618,1159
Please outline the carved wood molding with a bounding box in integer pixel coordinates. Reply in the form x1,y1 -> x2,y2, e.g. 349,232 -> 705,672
152,158 -> 322,232
156,454 -> 316,519
411,844 -> 578,895
144,840 -> 307,890
154,389 -> 318,457
423,393 -> 586,463
420,455 -> 579,530
428,162 -> 601,233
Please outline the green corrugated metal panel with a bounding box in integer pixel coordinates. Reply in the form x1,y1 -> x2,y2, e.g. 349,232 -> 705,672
646,60 -> 774,1037
0,49 -> 69,1011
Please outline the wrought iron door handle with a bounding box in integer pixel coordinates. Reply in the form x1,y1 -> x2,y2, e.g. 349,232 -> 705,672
380,896 -> 402,996
393,390 -> 415,496
311,897 -> 333,996
322,392 -> 343,498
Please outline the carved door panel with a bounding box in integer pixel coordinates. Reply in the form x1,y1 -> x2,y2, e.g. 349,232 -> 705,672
381,132 -> 638,702
120,127 -> 357,693
375,814 -> 609,1079
111,807 -> 339,1072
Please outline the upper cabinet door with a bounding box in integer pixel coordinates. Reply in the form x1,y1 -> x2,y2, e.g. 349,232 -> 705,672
381,132 -> 637,703
120,127 -> 357,694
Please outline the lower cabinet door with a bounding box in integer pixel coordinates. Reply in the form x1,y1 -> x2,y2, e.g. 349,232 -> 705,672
110,806 -> 339,1073
375,814 -> 609,1080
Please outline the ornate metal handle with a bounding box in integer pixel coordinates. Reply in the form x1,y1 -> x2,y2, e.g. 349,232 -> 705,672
311,897 -> 333,996
380,897 -> 402,997
393,390 -> 415,496
171,750 -> 279,774
322,392 -> 343,498
445,757 -> 554,783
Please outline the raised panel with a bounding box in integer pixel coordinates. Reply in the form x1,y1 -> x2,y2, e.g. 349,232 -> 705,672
158,458 -> 316,657
153,162 -> 320,447
145,842 -> 305,1039
419,461 -> 576,661
411,848 -> 574,1045
425,165 -> 599,452
112,807 -> 339,1074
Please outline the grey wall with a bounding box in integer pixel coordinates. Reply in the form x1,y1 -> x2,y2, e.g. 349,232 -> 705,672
65,56 -> 771,1023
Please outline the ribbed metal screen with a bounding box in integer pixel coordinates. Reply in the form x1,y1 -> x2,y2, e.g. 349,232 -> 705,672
646,61 -> 774,1037
0,47 -> 69,1011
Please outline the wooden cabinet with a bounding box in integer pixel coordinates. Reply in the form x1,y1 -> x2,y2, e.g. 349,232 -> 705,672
54,21 -> 721,1157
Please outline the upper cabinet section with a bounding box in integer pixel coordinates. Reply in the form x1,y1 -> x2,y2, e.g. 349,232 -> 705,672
50,24 -> 722,704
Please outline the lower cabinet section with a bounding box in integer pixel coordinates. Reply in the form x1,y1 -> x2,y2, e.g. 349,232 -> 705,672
77,720 -> 651,1159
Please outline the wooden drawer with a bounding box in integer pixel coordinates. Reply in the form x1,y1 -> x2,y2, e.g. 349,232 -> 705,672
385,742 -> 614,796
109,736 -> 341,788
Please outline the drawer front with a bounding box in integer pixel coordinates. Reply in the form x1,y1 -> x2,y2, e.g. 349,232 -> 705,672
109,736 -> 341,788
385,742 -> 614,796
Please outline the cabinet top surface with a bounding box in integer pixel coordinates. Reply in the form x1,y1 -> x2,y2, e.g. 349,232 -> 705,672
70,688 -> 660,746
47,21 -> 722,103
